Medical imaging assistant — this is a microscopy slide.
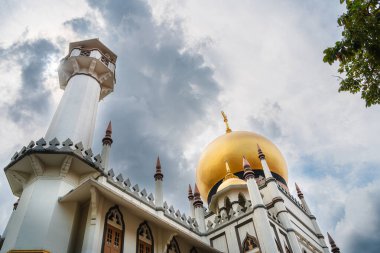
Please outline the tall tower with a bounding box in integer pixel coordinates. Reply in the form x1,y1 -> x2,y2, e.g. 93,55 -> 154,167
45,39 -> 117,149
1,39 -> 117,253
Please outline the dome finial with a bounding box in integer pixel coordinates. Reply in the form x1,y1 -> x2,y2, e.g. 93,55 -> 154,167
221,111 -> 232,133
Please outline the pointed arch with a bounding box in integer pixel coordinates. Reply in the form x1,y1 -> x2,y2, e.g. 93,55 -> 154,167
190,247 -> 198,253
224,197 -> 232,218
166,236 -> 180,253
238,192 -> 247,212
101,205 -> 125,253
242,233 -> 259,253
136,221 -> 154,253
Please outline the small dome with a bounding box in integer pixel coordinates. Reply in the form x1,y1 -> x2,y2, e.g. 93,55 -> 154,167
217,177 -> 246,192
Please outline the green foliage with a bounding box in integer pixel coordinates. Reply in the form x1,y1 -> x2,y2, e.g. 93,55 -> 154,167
323,0 -> 380,107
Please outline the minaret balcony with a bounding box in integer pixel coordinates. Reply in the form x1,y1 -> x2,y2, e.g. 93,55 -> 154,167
57,38 -> 117,100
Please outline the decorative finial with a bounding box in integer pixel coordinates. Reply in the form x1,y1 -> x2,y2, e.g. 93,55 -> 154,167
221,111 -> 232,133
188,184 -> 194,200
295,183 -> 304,198
257,144 -> 265,160
154,156 -> 163,181
327,232 -> 340,253
223,161 -> 237,181
102,121 -> 113,146
243,156 -> 255,180
193,183 -> 203,207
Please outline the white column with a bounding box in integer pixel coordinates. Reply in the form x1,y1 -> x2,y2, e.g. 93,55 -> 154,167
45,75 -> 101,149
81,187 -> 98,253
155,179 -> 163,207
101,144 -> 111,170
245,172 -> 278,252
258,152 -> 302,253
194,206 -> 206,233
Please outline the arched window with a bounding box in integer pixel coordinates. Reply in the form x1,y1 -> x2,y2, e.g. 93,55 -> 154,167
225,197 -> 232,218
238,193 -> 247,212
166,237 -> 180,253
137,221 -> 154,253
102,205 -> 125,253
242,233 -> 260,253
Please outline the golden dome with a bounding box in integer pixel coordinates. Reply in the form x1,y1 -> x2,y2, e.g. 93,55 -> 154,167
217,177 -> 246,192
196,131 -> 288,202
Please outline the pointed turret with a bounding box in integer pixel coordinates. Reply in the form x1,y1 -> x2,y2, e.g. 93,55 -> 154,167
154,156 -> 163,181
101,121 -> 113,170
257,144 -> 272,179
295,182 -> 304,198
193,183 -> 206,233
154,156 -> 164,207
193,184 -> 203,207
257,144 -> 265,160
188,184 -> 194,200
243,156 -> 255,180
327,233 -> 340,253
188,184 -> 195,217
102,121 -> 113,146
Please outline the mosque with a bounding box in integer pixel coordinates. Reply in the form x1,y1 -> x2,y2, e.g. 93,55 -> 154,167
0,39 -> 341,253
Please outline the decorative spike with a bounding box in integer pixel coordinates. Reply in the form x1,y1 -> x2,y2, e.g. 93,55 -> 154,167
181,213 -> 187,221
74,142 -> 84,156
163,201 -> 168,210
47,138 -> 60,150
175,209 -> 181,217
124,178 -> 131,188
27,141 -> 35,150
257,144 -> 265,160
61,138 -> 73,151
84,149 -> 93,160
19,146 -> 27,155
243,156 -> 255,180
188,184 -> 194,200
193,184 -> 203,208
116,173 -> 124,182
11,152 -> 19,161
169,205 -> 175,214
34,138 -> 47,151
93,154 -> 102,169
154,156 -> 163,181
107,169 -> 115,177
140,188 -> 147,197
223,161 -> 237,181
102,121 -> 113,146
327,233 -> 340,253
295,183 -> 304,198
132,184 -> 140,192
148,193 -> 154,202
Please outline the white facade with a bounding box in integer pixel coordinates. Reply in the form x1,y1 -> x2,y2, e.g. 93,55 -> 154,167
0,39 -> 336,253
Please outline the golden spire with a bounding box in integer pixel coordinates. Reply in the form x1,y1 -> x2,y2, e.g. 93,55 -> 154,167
223,161 -> 237,181
221,111 -> 232,133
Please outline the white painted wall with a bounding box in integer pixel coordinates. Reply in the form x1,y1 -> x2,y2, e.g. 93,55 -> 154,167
45,74 -> 101,149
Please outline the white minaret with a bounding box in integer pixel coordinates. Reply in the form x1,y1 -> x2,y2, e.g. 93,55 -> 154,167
154,157 -> 164,207
193,184 -> 206,233
257,145 -> 302,253
243,157 -> 278,253
296,183 -> 329,253
0,39 -> 117,253
45,39 -> 117,149
100,121 -> 113,170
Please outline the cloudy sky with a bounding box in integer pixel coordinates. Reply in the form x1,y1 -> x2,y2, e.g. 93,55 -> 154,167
0,0 -> 379,251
